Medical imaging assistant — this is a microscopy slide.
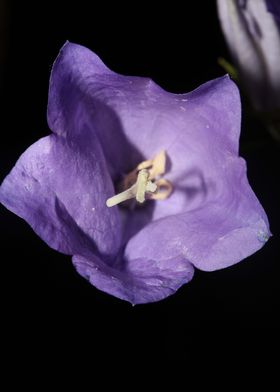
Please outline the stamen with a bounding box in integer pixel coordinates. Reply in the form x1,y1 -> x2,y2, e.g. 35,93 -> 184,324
106,150 -> 172,208
137,150 -> 166,179
106,169 -> 157,207
149,178 -> 173,200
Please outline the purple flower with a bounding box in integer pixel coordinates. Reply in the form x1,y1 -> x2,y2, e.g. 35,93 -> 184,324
217,0 -> 280,111
0,42 -> 270,304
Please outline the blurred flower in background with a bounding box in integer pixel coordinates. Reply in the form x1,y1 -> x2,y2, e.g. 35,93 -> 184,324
217,0 -> 280,139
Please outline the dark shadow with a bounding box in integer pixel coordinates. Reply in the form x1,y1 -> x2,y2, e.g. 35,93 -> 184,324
88,99 -> 145,181
57,82 -> 156,265
87,97 -> 157,250
172,167 -> 210,204
165,152 -> 172,175
54,196 -> 111,261
59,75 -> 145,180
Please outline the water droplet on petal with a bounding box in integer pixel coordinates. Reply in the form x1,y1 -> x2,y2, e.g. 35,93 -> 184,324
257,230 -> 269,243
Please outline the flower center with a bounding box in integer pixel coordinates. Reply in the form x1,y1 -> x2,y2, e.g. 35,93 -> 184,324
106,151 -> 173,208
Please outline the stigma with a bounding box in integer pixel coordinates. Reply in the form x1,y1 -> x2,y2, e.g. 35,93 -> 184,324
106,151 -> 173,208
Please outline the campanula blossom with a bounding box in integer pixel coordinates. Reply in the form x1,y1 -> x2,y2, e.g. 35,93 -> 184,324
217,0 -> 280,112
0,42 -> 270,304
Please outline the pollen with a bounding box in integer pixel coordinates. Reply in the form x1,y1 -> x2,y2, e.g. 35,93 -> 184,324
106,151 -> 173,208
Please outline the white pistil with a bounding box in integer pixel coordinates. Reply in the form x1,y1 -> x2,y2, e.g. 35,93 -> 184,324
106,169 -> 157,207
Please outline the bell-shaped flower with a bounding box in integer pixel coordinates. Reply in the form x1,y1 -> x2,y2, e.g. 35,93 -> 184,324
0,42 -> 270,304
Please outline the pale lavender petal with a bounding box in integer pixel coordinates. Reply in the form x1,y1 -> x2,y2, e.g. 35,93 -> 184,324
217,0 -> 280,110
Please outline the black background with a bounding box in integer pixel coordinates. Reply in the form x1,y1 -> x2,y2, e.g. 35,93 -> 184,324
1,1 -> 278,361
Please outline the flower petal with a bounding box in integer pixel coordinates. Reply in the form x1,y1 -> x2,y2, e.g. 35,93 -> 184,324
217,0 -> 280,110
125,156 -> 271,271
150,75 -> 241,221
47,41 -> 145,180
0,135 -> 121,258
48,43 -> 240,179
72,253 -> 194,305
121,75 -> 243,241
